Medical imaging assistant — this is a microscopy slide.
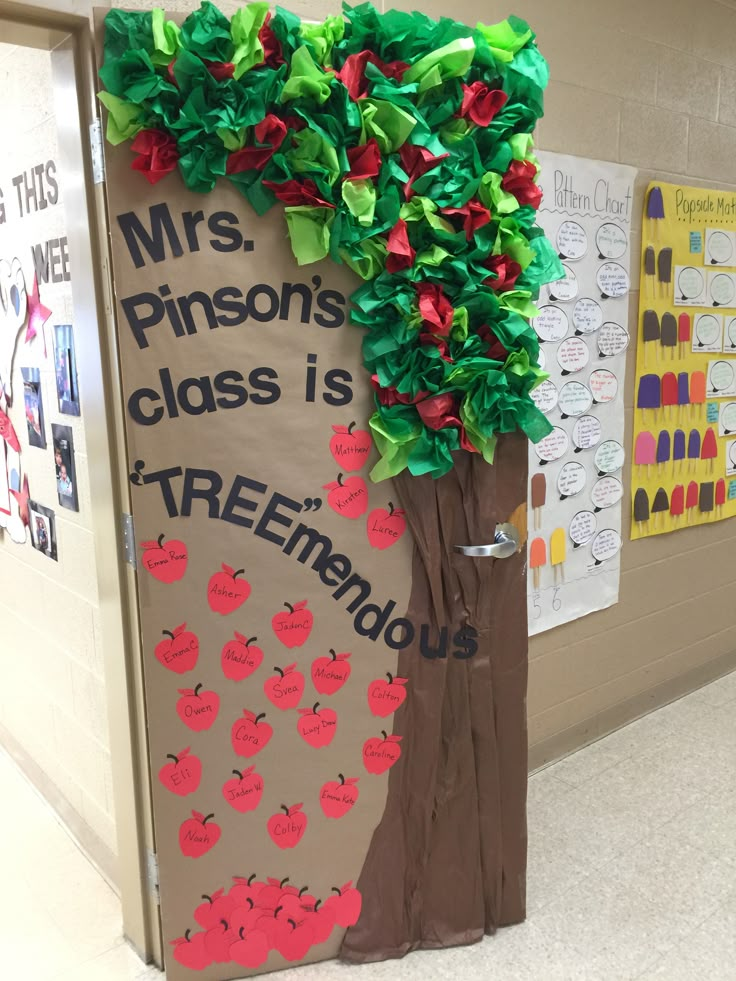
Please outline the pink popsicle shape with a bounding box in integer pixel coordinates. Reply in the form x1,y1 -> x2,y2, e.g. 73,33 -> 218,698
701,427 -> 718,460
716,478 -> 726,506
686,480 -> 699,509
677,373 -> 690,406
670,484 -> 685,516
687,429 -> 701,460
678,313 -> 691,343
690,371 -> 707,405
637,374 -> 661,409
634,431 -> 656,465
661,372 -> 678,407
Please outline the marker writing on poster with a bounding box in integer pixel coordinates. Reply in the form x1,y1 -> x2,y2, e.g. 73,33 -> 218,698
130,460 -> 479,660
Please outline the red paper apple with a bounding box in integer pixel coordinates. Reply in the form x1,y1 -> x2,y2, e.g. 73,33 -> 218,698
264,663 -> 305,710
170,929 -> 211,970
271,600 -> 313,647
297,702 -> 337,748
229,875 -> 264,909
204,917 -> 238,963
362,731 -> 403,774
253,876 -> 289,911
367,673 -> 408,717
267,802 -> 308,849
275,916 -> 315,961
222,766 -> 264,812
221,633 -> 263,681
322,473 -> 368,519
158,747 -> 202,796
140,533 -> 188,583
208,563 -> 251,615
176,683 -> 220,731
311,649 -> 351,695
231,709 -> 273,757
179,810 -> 221,858
329,421 -> 372,471
230,925 -> 269,969
366,501 -> 407,550
323,881 -> 362,928
320,774 -> 359,818
194,889 -> 235,930
278,884 -> 313,918
306,899 -> 337,944
154,623 -> 199,674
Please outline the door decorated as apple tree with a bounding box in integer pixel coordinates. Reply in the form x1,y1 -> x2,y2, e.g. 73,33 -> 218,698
97,3 -> 559,978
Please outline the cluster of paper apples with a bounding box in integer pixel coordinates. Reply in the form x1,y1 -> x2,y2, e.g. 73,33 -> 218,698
326,423 -> 407,550
170,875 -> 362,971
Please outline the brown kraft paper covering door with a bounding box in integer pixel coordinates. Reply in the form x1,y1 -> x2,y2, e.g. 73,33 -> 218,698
342,435 -> 529,961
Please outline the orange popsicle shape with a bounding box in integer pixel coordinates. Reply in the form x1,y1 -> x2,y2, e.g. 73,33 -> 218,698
530,536 -> 547,591
690,371 -> 706,421
550,527 -> 566,585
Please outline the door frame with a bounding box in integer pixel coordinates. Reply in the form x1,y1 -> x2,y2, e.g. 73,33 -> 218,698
0,1 -> 161,965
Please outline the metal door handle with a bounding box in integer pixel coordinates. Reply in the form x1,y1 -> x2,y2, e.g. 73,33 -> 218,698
453,523 -> 520,559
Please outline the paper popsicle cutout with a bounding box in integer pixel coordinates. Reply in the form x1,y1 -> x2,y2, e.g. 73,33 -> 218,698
531,472 -> 546,530
673,428 -> 686,475
647,187 -> 665,237
677,372 -> 690,418
634,487 -> 650,530
690,371 -> 706,421
716,477 -> 726,514
688,429 -> 701,471
634,430 -> 656,473
644,247 -> 656,297
642,309 -> 660,365
530,536 -> 547,590
701,426 -> 718,472
670,483 -> 685,522
678,313 -> 691,357
657,247 -> 673,297
638,374 -> 661,421
652,486 -> 669,529
550,527 -> 566,585
656,430 -> 671,469
699,481 -> 714,514
686,480 -> 699,521
661,372 -> 678,421
660,313 -> 677,359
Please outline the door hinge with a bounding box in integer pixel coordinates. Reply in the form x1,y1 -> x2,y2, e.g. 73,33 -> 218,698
146,849 -> 160,904
90,118 -> 106,184
122,512 -> 136,568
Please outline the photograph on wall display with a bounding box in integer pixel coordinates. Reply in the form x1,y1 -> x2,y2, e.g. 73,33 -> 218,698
51,423 -> 78,511
28,500 -> 57,561
53,323 -> 80,415
21,367 -> 46,448
0,441 -> 11,516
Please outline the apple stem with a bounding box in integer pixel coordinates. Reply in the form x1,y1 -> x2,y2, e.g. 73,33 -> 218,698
203,813 -> 214,825
331,886 -> 342,895
248,874 -> 257,886
194,683 -> 203,697
220,919 -> 228,929
348,421 -> 356,434
274,905 -> 283,917
381,730 -> 387,740
280,804 -> 289,815
280,877 -> 290,888
232,770 -> 242,779
386,672 -> 393,684
299,886 -> 309,897
246,637 -> 257,646
388,501 -> 395,515
274,666 -> 284,677
256,713 -> 266,724
157,533 -> 165,547
202,894 -> 212,903
184,928 -> 191,942
339,773 -> 345,784
234,569 -> 245,578
329,648 -> 337,659
162,629 -> 175,640
239,926 -> 246,940
246,897 -> 254,909
315,899 -> 322,911
337,472 -> 344,486
288,918 -> 297,930
313,702 -> 320,713
166,754 -> 179,764
284,601 -> 294,613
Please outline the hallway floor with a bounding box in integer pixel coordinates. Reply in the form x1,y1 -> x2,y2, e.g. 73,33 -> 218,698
3,672 -> 735,980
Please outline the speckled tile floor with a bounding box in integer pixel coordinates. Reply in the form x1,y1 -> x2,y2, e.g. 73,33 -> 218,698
3,671 -> 735,980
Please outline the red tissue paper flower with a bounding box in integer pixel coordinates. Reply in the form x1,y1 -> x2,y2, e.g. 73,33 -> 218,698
226,115 -> 287,174
482,253 -> 522,292
204,60 -> 236,81
458,82 -> 508,127
477,324 -> 509,362
259,12 -> 285,68
130,129 -> 179,184
398,143 -> 449,199
346,139 -> 382,180
442,199 -> 491,241
371,376 -> 427,407
386,219 -> 415,273
502,159 -> 543,209
416,282 -> 453,336
262,178 -> 334,207
337,51 -> 408,101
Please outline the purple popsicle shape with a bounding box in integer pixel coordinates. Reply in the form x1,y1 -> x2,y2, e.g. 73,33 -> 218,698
637,374 -> 661,410
688,429 -> 701,460
656,430 -> 671,463
677,372 -> 690,406
673,429 -> 686,461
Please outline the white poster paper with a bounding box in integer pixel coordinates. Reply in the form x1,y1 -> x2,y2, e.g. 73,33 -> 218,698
528,152 -> 635,634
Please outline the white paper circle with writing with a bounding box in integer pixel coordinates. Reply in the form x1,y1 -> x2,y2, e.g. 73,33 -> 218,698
596,223 -> 627,260
569,510 -> 597,547
594,440 -> 625,475
596,262 -> 630,298
597,322 -> 629,358
591,476 -> 623,511
572,414 -> 602,451
708,231 -> 733,265
548,264 -> 579,302
589,368 -> 618,404
557,461 -> 587,500
729,441 -> 736,469
694,314 -> 721,348
709,360 -> 735,393
556,337 -> 589,375
556,220 -> 587,260
591,528 -> 622,564
725,317 -> 736,351
530,379 -> 558,414
573,297 -> 603,335
558,381 -> 593,418
711,273 -> 736,307
534,427 -> 569,464
678,266 -> 705,301
533,305 -> 568,343
721,401 -> 736,434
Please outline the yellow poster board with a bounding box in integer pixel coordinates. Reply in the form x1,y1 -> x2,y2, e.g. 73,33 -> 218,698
632,181 -> 736,538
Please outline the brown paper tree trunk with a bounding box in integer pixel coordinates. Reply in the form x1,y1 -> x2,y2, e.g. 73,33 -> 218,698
341,433 -> 529,961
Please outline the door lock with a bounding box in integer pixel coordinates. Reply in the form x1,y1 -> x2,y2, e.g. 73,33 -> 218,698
453,522 -> 520,559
